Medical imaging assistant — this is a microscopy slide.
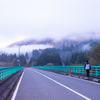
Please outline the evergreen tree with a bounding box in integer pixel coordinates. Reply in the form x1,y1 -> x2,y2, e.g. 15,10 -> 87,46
32,50 -> 40,59
87,43 -> 100,65
12,58 -> 18,66
65,57 -> 69,66
70,52 -> 88,65
37,53 -> 62,66
0,54 -> 7,62
70,52 -> 78,64
20,55 -> 26,66
25,52 -> 29,60
29,56 -> 36,65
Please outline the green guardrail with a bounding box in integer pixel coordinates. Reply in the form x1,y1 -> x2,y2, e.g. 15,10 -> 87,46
0,66 -> 24,80
31,66 -> 100,77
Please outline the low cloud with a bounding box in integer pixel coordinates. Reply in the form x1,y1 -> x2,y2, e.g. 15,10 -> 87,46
0,0 -> 100,49
82,44 -> 91,51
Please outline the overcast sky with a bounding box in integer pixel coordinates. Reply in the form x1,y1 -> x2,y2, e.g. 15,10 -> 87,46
0,0 -> 100,50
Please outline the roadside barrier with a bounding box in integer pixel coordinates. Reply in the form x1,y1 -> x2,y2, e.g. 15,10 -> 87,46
31,66 -> 100,77
0,66 -> 24,80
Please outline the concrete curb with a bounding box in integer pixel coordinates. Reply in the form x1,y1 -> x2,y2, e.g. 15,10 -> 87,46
0,71 -> 18,85
68,73 -> 100,83
0,75 -> 19,100
0,69 -> 24,100
93,78 -> 100,82
37,68 -> 100,83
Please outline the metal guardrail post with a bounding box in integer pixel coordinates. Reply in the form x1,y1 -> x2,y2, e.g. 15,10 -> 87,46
31,66 -> 100,77
90,67 -> 93,76
96,67 -> 98,77
1,69 -> 3,80
0,66 -> 24,80
69,67 -> 70,74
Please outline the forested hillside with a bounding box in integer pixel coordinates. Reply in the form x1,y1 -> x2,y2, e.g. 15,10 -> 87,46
29,40 -> 99,66
0,40 -> 100,67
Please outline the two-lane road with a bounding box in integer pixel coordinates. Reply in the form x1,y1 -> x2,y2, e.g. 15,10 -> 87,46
11,68 -> 100,100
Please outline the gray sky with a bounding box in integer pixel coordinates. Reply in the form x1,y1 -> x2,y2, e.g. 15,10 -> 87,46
0,0 -> 100,49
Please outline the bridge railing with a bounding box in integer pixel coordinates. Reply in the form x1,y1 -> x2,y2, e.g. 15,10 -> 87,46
0,66 -> 24,80
31,66 -> 100,77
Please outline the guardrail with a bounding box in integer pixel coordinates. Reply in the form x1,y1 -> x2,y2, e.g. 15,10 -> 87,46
0,66 -> 24,80
31,66 -> 100,77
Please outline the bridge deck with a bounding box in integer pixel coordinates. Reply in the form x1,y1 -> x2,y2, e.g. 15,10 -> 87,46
11,68 -> 100,100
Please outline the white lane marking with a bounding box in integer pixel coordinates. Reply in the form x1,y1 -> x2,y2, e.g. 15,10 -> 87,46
11,70 -> 25,100
35,68 -> 100,86
32,69 -> 91,100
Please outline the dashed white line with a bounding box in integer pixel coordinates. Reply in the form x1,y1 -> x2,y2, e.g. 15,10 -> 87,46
32,69 -> 92,100
11,70 -> 25,100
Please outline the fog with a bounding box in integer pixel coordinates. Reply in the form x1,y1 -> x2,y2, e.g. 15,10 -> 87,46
0,44 -> 53,54
0,0 -> 100,51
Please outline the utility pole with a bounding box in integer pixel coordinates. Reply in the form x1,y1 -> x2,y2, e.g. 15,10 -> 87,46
19,45 -> 21,74
18,44 -> 27,73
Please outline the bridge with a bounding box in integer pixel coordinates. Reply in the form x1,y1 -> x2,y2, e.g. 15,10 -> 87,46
0,66 -> 100,100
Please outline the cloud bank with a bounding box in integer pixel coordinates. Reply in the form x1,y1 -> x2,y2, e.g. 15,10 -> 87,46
0,0 -> 100,48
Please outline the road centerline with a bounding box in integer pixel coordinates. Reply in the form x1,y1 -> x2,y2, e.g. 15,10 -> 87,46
32,69 -> 91,100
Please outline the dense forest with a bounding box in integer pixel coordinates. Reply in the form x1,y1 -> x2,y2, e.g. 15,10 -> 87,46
0,40 -> 100,67
29,41 -> 100,66
29,48 -> 88,66
0,54 -> 26,67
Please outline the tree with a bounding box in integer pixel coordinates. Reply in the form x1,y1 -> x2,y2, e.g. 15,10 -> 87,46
0,54 -> 7,62
0,53 -> 18,67
37,53 -> 62,66
70,52 -> 89,65
29,57 -> 36,66
12,58 -> 18,66
70,52 -> 78,64
32,50 -> 40,59
37,53 -> 48,66
76,52 -> 89,64
20,55 -> 26,66
25,52 -> 29,60
52,53 -> 62,66
65,57 -> 69,66
42,48 -> 57,54
6,54 -> 17,62
87,43 -> 100,65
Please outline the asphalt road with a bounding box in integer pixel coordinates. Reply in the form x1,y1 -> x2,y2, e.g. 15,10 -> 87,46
11,68 -> 100,100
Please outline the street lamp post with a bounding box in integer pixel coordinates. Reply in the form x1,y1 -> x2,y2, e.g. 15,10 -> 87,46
18,44 -> 27,73
19,45 -> 21,73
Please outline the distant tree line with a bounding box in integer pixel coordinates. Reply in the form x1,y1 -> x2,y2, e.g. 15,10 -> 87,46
37,53 -> 62,66
1,41 -> 99,67
29,48 -> 62,66
67,52 -> 89,66
87,43 -> 100,66
29,43 -> 100,66
67,43 -> 100,66
0,54 -> 26,67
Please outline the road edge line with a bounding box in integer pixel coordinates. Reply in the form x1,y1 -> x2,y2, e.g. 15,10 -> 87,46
11,69 -> 25,100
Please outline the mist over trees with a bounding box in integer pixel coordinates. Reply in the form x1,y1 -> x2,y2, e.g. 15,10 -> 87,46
29,40 -> 99,66
32,50 -> 40,59
0,40 -> 100,67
